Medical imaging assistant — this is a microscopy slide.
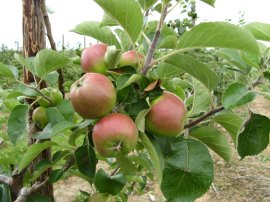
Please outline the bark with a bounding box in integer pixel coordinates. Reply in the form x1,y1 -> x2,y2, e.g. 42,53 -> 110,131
22,0 -> 54,200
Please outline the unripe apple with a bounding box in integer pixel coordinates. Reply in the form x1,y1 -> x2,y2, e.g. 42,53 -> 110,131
37,87 -> 63,107
93,113 -> 138,157
81,43 -> 108,75
145,91 -> 187,138
70,73 -> 116,119
88,193 -> 114,202
118,50 -> 145,68
32,106 -> 48,129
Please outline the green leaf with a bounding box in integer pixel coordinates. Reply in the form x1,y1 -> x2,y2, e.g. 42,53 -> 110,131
0,184 -> 11,202
30,159 -> 53,182
52,121 -> 76,136
161,139 -> 214,201
116,154 -> 137,175
138,0 -> 158,10
104,46 -> 122,69
162,78 -> 186,100
100,13 -> 118,27
155,61 -> 184,79
139,133 -> 162,185
116,74 -> 141,90
15,84 -> 39,97
213,111 -> 243,145
135,109 -> 150,133
46,107 -> 65,126
7,105 -> 28,144
94,168 -> 127,196
188,78 -> 211,118
34,49 -> 70,78
221,82 -> 257,109
115,29 -> 132,52
200,0 -> 215,7
237,113 -> 270,159
178,22 -> 260,56
14,53 -> 35,74
165,54 -> 218,90
71,21 -> 120,48
43,71 -> 59,86
55,99 -> 75,122
26,193 -> 52,202
75,145 -> 97,179
94,0 -> 143,42
49,169 -> 65,183
190,126 -> 232,162
244,22 -> 270,42
19,141 -> 57,172
0,62 -> 15,79
68,120 -> 94,146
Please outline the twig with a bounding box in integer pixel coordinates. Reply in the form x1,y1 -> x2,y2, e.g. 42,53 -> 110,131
111,166 -> 120,176
14,179 -> 48,202
142,4 -> 168,75
184,106 -> 225,129
0,174 -> 12,186
41,1 -> 65,97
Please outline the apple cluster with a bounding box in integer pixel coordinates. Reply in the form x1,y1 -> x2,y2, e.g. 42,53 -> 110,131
69,43 -> 187,158
32,87 -> 63,129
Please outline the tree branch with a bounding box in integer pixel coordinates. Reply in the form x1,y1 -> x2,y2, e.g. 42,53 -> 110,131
0,174 -> 12,186
14,179 -> 48,202
41,1 -> 65,97
142,5 -> 168,75
184,106 -> 225,129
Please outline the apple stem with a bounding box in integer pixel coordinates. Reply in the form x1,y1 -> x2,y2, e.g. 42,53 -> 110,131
114,141 -> 122,151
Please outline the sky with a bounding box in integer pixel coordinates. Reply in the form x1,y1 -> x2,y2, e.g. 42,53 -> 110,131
0,0 -> 270,49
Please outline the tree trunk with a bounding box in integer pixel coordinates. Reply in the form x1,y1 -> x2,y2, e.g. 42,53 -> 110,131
22,0 -> 54,200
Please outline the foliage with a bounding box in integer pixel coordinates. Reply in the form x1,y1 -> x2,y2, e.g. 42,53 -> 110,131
1,0 -> 270,201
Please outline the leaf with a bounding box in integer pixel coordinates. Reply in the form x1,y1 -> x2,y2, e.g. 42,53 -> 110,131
237,113 -> 270,159
75,145 -> 97,179
52,121 -> 76,136
26,193 -> 52,202
156,62 -> 184,79
190,126 -> 232,162
46,107 -> 66,126
0,62 -> 15,79
115,29 -> 132,52
188,78 -> 211,118
30,159 -> 53,182
94,0 -> 143,42
200,0 -> 216,7
7,105 -> 28,144
221,82 -> 257,109
135,109 -> 150,133
19,141 -> 57,172
165,54 -> 218,90
116,154 -> 137,175
15,83 -> 39,97
116,74 -> 141,90
43,71 -> 59,85
34,49 -> 70,78
14,53 -> 35,74
138,0 -> 158,10
139,133 -> 162,185
162,78 -> 186,100
100,13 -> 118,27
104,46 -> 122,69
94,168 -> 127,196
71,21 -> 120,48
161,139 -> 214,201
213,111 -> 243,145
49,169 -> 65,183
55,99 -> 75,122
178,22 -> 260,56
244,22 -> 270,42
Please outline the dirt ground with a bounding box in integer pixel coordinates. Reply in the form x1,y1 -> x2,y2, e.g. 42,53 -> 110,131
54,95 -> 270,202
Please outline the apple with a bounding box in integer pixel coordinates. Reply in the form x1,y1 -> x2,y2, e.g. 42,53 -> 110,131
37,87 -> 63,107
81,43 -> 108,75
118,50 -> 145,68
92,113 -> 138,157
89,193 -> 114,202
32,106 -> 48,129
145,91 -> 187,138
70,73 -> 116,119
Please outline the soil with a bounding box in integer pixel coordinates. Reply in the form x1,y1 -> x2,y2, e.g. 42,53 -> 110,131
54,95 -> 270,202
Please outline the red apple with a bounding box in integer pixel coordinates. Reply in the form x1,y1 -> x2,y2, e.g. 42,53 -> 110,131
81,43 -> 108,75
70,73 -> 116,119
118,50 -> 145,68
93,113 -> 138,157
145,91 -> 187,137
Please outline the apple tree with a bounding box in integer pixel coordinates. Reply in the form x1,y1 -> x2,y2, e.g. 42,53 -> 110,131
1,0 -> 270,201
